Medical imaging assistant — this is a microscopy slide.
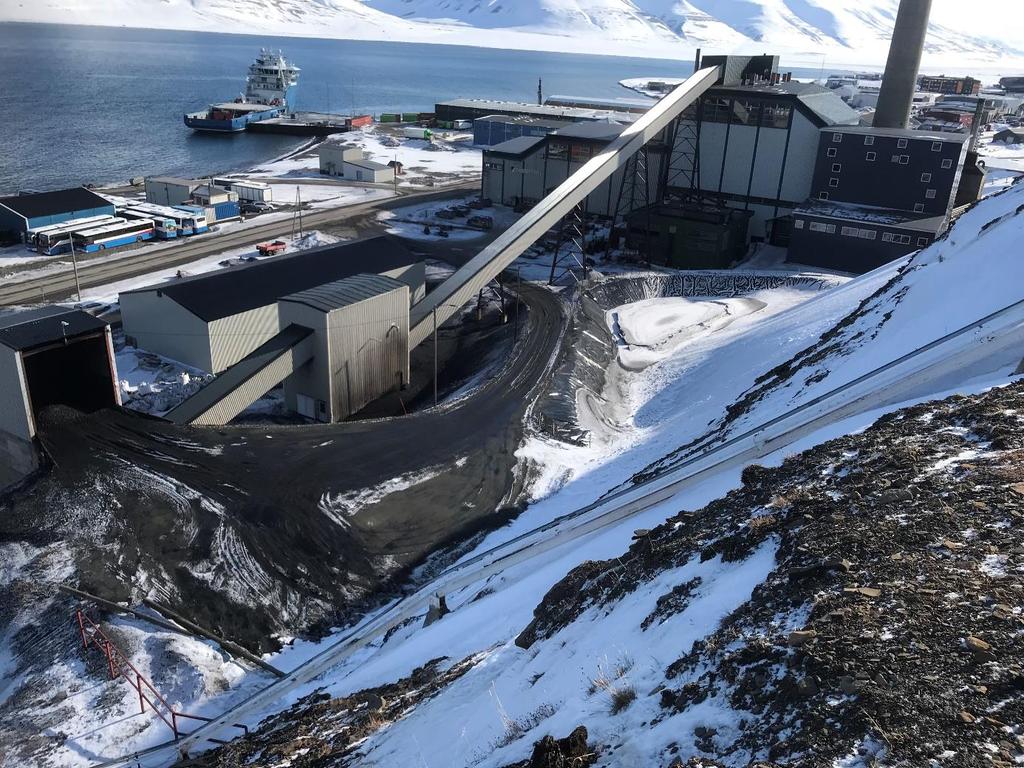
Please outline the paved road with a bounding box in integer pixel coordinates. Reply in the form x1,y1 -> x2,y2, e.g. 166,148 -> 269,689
0,182 -> 477,306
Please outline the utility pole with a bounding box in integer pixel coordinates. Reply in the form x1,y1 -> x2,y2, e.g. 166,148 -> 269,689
537,78 -> 543,106
69,234 -> 82,303
432,306 -> 438,407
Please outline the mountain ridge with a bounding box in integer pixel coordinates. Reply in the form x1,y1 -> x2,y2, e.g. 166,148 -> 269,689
2,0 -> 1022,67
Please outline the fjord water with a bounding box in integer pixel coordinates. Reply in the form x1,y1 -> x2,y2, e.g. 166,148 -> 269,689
0,23 -> 702,192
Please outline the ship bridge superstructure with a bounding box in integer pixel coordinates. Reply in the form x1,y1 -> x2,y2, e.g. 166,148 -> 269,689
245,49 -> 300,108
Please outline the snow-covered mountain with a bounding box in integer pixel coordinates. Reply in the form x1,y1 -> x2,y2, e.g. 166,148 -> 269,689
2,0 -> 1021,66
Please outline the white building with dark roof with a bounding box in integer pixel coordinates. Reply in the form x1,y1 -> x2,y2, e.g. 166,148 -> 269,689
120,236 -> 423,374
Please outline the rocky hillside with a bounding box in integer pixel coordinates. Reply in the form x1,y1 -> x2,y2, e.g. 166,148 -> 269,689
183,380 -> 1024,767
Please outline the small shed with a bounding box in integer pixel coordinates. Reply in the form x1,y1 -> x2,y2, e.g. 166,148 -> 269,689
0,188 -> 116,238
0,306 -> 120,477
279,274 -> 410,421
993,127 -> 1024,145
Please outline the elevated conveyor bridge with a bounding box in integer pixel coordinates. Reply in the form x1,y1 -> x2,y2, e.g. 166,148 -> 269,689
408,65 -> 722,349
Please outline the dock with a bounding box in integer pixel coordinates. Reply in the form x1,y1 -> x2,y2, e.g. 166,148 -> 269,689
246,112 -> 370,137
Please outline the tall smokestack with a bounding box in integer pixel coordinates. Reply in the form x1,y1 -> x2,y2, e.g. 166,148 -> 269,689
874,0 -> 932,128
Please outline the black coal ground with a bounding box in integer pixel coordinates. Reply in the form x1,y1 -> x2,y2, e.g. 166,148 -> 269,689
0,284 -> 562,660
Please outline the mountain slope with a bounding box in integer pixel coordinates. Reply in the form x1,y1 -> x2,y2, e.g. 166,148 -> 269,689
1,0 -> 1020,65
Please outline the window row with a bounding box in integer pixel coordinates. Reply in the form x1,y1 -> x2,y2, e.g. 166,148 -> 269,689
840,226 -> 878,240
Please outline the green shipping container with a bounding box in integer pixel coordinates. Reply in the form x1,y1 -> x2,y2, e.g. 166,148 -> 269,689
402,112 -> 419,122
381,113 -> 401,123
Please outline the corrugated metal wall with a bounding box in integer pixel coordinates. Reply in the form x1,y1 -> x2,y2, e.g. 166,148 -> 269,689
121,291 -> 215,373
328,286 -> 409,420
209,304 -> 280,374
279,301 -> 330,418
0,346 -> 33,440
190,337 -> 314,426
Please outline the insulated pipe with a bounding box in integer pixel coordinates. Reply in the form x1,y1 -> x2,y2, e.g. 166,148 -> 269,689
874,0 -> 933,129
408,66 -> 722,349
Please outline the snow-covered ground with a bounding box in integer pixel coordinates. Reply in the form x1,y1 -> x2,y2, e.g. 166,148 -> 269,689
378,197 -> 517,242
76,229 -> 340,305
247,127 -> 481,189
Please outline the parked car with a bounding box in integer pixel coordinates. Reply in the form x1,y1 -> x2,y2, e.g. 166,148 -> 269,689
467,215 -> 493,231
242,201 -> 274,214
468,197 -> 493,210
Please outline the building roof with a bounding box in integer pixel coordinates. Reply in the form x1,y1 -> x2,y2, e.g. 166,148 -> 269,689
0,306 -> 108,351
282,273 -> 407,313
544,94 -> 654,113
994,127 -> 1024,138
437,98 -> 638,123
472,115 -> 570,130
484,136 -> 546,158
712,81 -> 861,127
795,200 -> 947,231
550,122 -> 625,142
122,236 -> 418,323
825,124 -> 968,143
0,187 -> 113,220
146,177 -> 201,187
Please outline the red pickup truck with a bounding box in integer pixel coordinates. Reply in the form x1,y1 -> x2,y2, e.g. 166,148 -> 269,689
256,240 -> 287,256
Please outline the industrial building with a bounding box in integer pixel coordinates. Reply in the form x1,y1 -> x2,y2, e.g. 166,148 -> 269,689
0,306 -> 120,477
665,75 -> 861,243
120,237 -> 423,375
162,273 -> 411,426
994,127 -> 1024,145
480,122 -> 659,217
279,275 -> 409,422
625,201 -> 752,269
473,115 -> 570,147
0,188 -> 116,239
788,126 -> 968,271
318,144 -> 396,183
145,177 -> 204,206
543,95 -> 654,114
918,75 -> 981,95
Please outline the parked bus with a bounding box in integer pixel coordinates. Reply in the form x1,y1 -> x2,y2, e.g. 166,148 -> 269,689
70,219 -> 156,252
171,205 -> 210,235
119,207 -> 178,239
28,216 -> 122,253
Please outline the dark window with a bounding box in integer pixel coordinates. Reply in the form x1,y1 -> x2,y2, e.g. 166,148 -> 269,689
925,189 -> 936,199
921,172 -> 932,182
818,191 -> 829,200
931,141 -> 942,152
918,236 -> 929,245
547,141 -> 568,159
897,138 -> 908,148
831,163 -> 842,173
827,147 -> 838,158
914,203 -> 925,212
866,151 -> 876,161
832,133 -> 843,143
864,135 -> 875,146
882,232 -> 893,242
941,158 -> 953,169
900,155 -> 910,165
829,177 -> 839,188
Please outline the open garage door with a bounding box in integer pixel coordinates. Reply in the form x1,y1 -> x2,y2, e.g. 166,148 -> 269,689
22,334 -> 119,420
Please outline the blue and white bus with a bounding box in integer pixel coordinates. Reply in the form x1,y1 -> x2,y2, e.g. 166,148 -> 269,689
171,205 -> 210,235
119,207 -> 178,239
70,219 -> 156,252
28,216 -> 122,254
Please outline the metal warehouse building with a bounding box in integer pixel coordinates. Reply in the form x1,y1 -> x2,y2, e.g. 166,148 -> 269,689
0,188 -> 116,239
120,236 -> 424,374
0,307 -> 120,480
279,274 -> 409,422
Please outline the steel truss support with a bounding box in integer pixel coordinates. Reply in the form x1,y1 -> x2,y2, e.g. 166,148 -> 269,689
549,201 -> 589,284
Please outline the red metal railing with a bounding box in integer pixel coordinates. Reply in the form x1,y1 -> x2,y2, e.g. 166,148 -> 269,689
74,608 -> 248,742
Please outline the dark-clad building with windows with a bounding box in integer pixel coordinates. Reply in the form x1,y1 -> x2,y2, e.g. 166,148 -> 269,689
788,126 -> 968,272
